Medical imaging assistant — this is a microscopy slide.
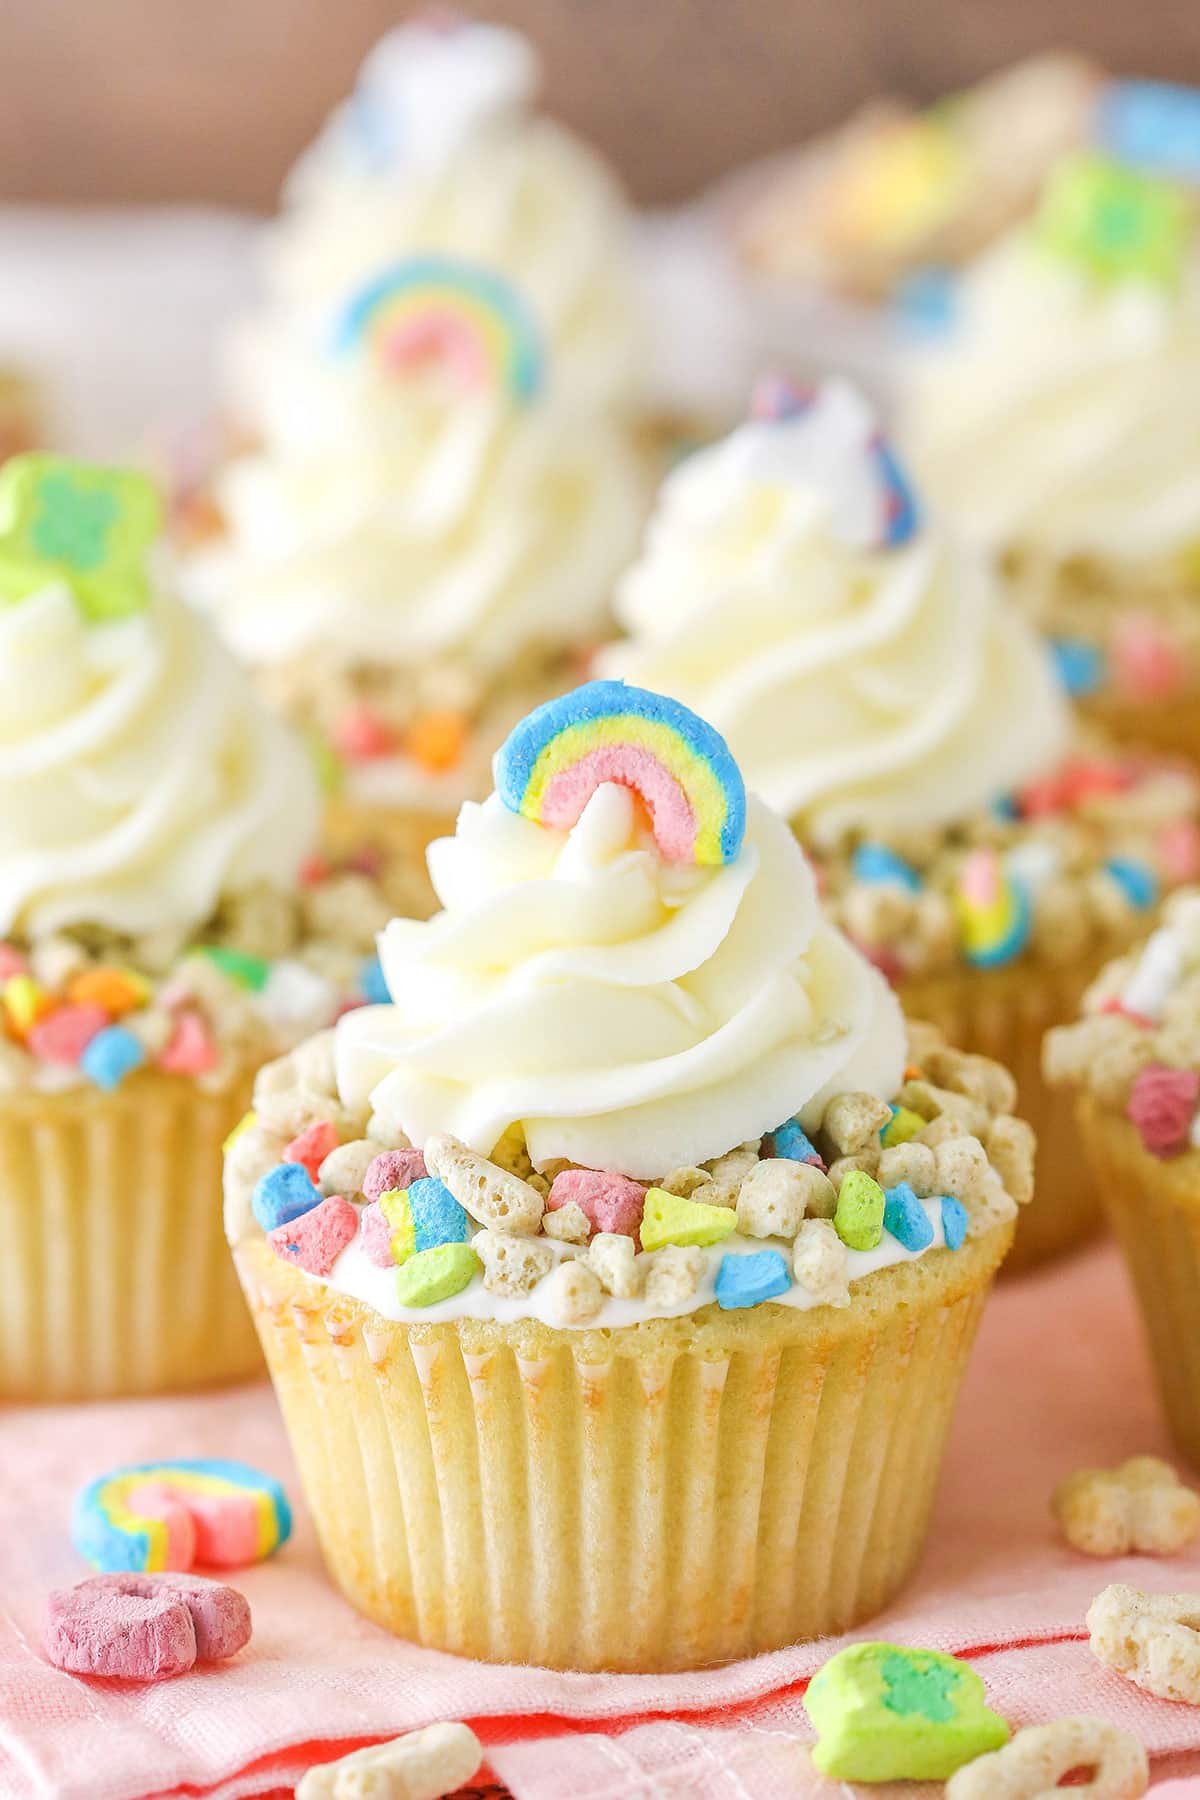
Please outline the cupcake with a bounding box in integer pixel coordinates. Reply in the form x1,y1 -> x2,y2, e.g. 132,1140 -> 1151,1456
225,679 -> 1027,1670
902,152 -> 1200,760
601,378 -> 1200,1269
1046,892 -> 1200,1464
0,454 -> 393,1400
185,17 -> 648,908
718,55 -> 1100,400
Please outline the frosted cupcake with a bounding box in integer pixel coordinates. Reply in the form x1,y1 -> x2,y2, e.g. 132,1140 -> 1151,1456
1046,891 -> 1200,1463
186,18 -> 647,907
226,680 -> 1028,1671
602,379 -> 1200,1268
903,153 -> 1200,759
0,455 -> 392,1399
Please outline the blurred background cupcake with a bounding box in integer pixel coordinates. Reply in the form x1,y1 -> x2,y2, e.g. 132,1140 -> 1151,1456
1046,890 -> 1200,1463
226,681 -> 1026,1669
183,16 -> 650,911
902,149 -> 1200,761
0,452 -> 391,1400
602,377 -> 1200,1269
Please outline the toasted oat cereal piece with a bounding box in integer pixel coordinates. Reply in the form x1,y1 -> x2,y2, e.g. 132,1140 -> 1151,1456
473,1230 -> 555,1297
826,1150 -> 880,1188
697,1144 -> 761,1207
792,1220 -> 850,1309
900,1079 -> 990,1140
984,1116 -> 1035,1208
423,1134 -> 544,1235
923,1047 -> 1017,1118
905,1018 -> 947,1067
290,1030 -> 338,1096
934,1137 -> 1017,1235
822,1092 -> 892,1156
643,1245 -> 704,1307
945,1716 -> 1147,1799
877,1141 -> 936,1199
1043,1015 -> 1122,1086
297,1721 -> 483,1800
316,1138 -> 376,1201
735,1160 -> 818,1240
587,1232 -> 644,1299
1054,1457 -> 1200,1558
542,1200 -> 591,1245
915,1112 -> 967,1151
539,1258 -> 604,1325
1088,1582 -> 1200,1703
659,1166 -> 711,1198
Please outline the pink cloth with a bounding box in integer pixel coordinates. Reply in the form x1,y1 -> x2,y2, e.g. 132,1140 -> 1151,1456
3,1243 -> 1200,1799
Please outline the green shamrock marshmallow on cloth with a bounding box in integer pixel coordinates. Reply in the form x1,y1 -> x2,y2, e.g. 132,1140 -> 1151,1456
0,453 -> 162,622
805,1641 -> 1009,1781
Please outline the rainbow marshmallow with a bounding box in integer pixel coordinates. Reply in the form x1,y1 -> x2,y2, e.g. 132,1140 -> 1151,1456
955,848 -> 1032,969
332,253 -> 544,402
495,680 -> 747,866
749,376 -> 919,550
72,1458 -> 292,1575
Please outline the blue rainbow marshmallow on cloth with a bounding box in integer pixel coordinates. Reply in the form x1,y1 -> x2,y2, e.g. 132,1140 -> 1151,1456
73,1458 -> 292,1574
494,680 -> 747,866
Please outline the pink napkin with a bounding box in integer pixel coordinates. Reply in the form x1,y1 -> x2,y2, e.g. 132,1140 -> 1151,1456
3,1243 -> 1200,1799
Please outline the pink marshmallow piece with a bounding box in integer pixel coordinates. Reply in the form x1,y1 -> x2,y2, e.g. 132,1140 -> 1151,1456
1159,818 -> 1200,885
541,746 -> 698,862
0,944 -> 28,981
158,1008 -> 218,1076
362,1148 -> 427,1202
1113,616 -> 1186,702
27,1003 -> 108,1066
126,1483 -> 261,1571
359,1201 -> 398,1268
44,1574 -> 250,1679
268,1195 -> 358,1276
284,1120 -> 340,1183
547,1169 -> 646,1238
333,704 -> 394,763
125,1483 -> 198,1572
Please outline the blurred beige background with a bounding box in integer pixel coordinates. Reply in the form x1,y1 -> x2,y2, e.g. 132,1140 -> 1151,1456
6,0 -> 1200,210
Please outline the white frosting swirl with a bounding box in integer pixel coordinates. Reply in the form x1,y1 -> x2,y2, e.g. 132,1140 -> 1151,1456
187,392 -> 646,677
229,20 -> 642,425
902,233 -> 1200,563
336,780 -> 906,1179
0,581 -> 320,939
602,384 -> 1070,844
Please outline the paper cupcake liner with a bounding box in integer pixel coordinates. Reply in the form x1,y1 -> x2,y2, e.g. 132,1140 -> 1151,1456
1080,689 -> 1200,766
0,1069 -> 260,1400
903,950 -> 1119,1274
1076,1095 -> 1200,1467
235,1225 -> 1010,1671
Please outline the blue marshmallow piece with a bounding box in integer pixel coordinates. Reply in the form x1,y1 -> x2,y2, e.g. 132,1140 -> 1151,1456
79,1024 -> 146,1091
772,1118 -> 821,1164
851,842 -> 922,893
1049,636 -> 1106,698
359,954 -> 390,1004
883,1182 -> 935,1253
941,1195 -> 969,1252
252,1161 -> 324,1234
715,1250 -> 791,1310
407,1176 -> 470,1252
1105,857 -> 1158,912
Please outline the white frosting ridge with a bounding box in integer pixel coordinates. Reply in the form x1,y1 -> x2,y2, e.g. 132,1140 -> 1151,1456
316,1206 -> 948,1329
903,234 -> 1200,564
602,382 -> 1070,844
335,780 -> 906,1178
0,581 -> 319,939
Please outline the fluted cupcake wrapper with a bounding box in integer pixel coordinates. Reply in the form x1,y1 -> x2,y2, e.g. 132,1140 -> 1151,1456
904,949 -> 1122,1273
235,1226 -> 1010,1672
0,1070 -> 261,1400
1076,1094 -> 1200,1469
